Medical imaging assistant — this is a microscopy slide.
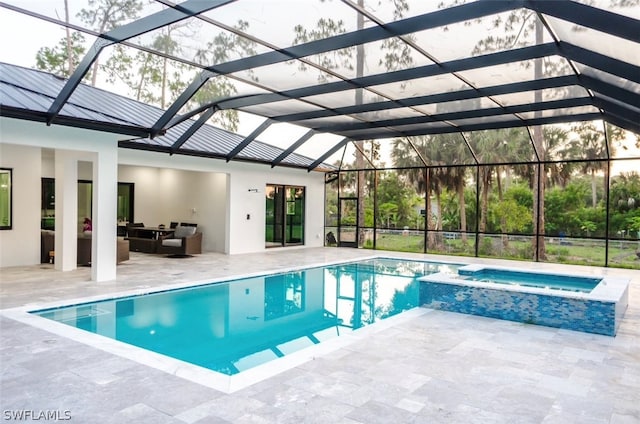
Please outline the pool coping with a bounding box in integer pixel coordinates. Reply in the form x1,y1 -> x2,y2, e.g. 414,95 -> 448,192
1,254 -> 451,393
2,301 -> 430,393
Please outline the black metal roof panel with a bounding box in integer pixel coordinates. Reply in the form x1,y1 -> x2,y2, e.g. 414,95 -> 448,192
0,63 -> 325,169
0,63 -> 148,131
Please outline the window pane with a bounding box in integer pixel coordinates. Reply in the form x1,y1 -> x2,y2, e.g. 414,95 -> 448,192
0,169 -> 12,229
285,186 -> 304,245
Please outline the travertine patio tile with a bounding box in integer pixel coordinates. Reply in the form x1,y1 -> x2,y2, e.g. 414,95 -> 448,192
1,249 -> 638,423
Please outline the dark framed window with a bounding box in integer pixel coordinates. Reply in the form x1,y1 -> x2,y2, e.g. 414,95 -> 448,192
40,178 -> 134,230
0,168 -> 12,230
265,184 -> 305,248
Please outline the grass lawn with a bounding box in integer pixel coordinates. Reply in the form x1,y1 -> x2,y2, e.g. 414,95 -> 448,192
363,232 -> 640,269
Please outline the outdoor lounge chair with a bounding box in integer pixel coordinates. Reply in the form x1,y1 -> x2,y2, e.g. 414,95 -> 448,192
125,222 -> 157,253
157,225 -> 202,257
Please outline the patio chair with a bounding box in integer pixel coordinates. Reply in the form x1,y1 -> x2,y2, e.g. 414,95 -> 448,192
157,225 -> 202,257
125,222 -> 157,253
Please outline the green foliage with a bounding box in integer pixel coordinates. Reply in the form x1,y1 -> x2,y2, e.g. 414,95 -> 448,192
626,215 -> 640,233
79,0 -> 143,86
544,182 -> 588,235
378,202 -> 398,228
610,172 -> 640,213
293,18 -> 353,82
77,0 -> 142,32
574,206 -> 606,237
35,32 -> 87,78
376,172 -> 421,228
507,184 -> 533,209
490,198 -> 530,233
104,26 -> 193,109
479,237 -> 494,256
192,19 -> 258,130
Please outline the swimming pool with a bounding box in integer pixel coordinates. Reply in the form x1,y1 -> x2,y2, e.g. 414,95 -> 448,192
30,258 -> 461,379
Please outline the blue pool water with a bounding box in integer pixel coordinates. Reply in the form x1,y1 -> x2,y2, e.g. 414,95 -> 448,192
32,258 -> 461,375
458,268 -> 601,293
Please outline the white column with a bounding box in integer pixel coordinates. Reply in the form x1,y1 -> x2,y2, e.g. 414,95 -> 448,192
91,146 -> 118,282
54,150 -> 78,271
224,174 -> 231,254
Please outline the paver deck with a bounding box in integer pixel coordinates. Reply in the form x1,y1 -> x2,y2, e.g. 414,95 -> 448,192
1,248 -> 638,423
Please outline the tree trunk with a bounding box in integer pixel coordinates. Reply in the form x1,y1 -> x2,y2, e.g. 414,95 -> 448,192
161,56 -> 168,108
135,55 -> 152,101
532,157 -> 545,260
497,167 -> 509,249
435,186 -> 443,249
426,171 -> 435,249
458,180 -> 467,243
64,0 -> 73,75
90,53 -> 101,87
479,167 -> 490,233
532,19 -> 546,260
355,0 -> 365,247
591,169 -> 598,208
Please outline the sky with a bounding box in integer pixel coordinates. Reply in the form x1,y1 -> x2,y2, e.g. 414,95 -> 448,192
0,0 -> 638,172
0,0 -> 351,164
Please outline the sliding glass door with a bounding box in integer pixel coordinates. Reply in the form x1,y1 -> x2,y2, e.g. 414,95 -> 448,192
266,184 -> 305,248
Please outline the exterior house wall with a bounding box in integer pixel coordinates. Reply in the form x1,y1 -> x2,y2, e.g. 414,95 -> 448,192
117,165 -> 228,253
1,118 -> 119,280
119,149 -> 325,255
226,164 -> 325,255
1,117 -> 326,267
0,143 -> 41,267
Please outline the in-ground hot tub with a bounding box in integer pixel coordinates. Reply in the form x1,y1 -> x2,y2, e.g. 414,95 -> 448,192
419,264 -> 629,336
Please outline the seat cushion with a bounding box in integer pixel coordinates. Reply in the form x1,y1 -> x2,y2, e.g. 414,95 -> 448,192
174,225 -> 196,238
162,238 -> 183,248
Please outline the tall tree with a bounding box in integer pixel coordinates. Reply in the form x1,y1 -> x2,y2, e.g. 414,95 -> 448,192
193,19 -> 258,131
63,0 -> 73,75
105,21 -> 191,108
293,0 -> 413,246
391,134 -> 470,248
571,122 -> 626,207
77,0 -> 142,86
438,0 -> 639,259
36,32 -> 87,78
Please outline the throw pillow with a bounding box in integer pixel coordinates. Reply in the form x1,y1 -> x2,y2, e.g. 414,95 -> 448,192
174,225 -> 196,238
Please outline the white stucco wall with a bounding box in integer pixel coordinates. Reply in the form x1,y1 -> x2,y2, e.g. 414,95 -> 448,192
1,117 -> 327,267
119,149 -> 326,255
117,165 -> 228,253
226,164 -> 325,255
0,143 -> 41,267
1,118 -> 119,280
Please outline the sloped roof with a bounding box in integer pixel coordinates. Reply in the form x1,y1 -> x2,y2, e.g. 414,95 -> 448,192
0,62 -> 327,170
1,0 -> 638,171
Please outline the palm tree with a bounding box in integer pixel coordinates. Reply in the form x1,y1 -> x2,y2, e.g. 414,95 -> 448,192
571,123 -> 608,208
466,127 -> 531,250
430,134 -> 471,243
390,138 -> 427,193
543,126 -> 576,189
571,122 -> 626,208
